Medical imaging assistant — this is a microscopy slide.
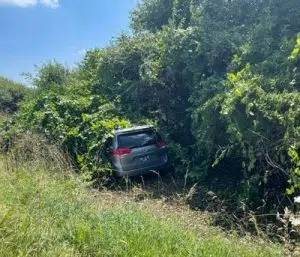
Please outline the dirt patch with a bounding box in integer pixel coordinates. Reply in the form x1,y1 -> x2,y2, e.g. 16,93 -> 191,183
91,172 -> 297,256
91,172 -> 232,239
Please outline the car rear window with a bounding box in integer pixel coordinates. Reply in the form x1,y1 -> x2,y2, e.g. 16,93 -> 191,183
117,130 -> 158,149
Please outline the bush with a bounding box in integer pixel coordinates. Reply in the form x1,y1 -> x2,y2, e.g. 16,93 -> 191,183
11,91 -> 131,179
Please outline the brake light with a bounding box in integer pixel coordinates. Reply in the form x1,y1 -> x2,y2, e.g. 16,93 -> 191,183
157,141 -> 167,148
112,148 -> 132,156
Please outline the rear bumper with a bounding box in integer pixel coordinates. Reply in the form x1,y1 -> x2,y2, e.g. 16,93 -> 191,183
114,162 -> 169,177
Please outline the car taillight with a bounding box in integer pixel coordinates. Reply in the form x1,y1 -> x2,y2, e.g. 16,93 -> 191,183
157,141 -> 167,148
112,148 -> 132,156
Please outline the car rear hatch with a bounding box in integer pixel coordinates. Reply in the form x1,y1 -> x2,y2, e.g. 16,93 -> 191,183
115,128 -> 167,172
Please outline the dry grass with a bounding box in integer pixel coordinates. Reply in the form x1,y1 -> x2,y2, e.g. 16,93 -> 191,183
5,134 -> 72,171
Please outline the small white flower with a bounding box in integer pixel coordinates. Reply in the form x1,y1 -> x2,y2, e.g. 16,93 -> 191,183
291,218 -> 300,227
294,196 -> 300,204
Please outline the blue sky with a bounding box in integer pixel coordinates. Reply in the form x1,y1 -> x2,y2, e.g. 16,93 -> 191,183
0,0 -> 138,83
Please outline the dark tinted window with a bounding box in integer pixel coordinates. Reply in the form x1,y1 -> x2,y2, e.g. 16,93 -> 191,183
117,130 -> 158,149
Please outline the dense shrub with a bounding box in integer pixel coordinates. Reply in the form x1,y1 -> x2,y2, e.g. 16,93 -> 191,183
16,82 -> 131,178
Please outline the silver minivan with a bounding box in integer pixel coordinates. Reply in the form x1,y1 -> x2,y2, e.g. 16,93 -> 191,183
108,125 -> 168,176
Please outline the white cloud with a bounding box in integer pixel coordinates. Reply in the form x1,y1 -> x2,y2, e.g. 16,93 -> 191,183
0,0 -> 37,7
0,0 -> 59,8
40,0 -> 59,8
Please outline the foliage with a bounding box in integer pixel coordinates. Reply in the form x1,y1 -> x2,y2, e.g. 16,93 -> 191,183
194,66 -> 300,206
131,0 -> 173,32
0,76 -> 30,113
14,79 -> 131,179
128,0 -> 300,207
288,144 -> 300,195
26,61 -> 70,91
289,33 -> 300,60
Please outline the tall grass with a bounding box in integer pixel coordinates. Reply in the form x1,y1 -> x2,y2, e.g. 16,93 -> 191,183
0,140 -> 286,256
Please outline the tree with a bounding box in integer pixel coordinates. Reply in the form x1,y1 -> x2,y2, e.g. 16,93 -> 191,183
0,76 -> 30,113
131,0 -> 173,32
30,61 -> 70,90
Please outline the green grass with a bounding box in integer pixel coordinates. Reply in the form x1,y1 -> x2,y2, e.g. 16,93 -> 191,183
0,157 -> 286,257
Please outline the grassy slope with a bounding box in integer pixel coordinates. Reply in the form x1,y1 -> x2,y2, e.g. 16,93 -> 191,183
0,157 -> 286,257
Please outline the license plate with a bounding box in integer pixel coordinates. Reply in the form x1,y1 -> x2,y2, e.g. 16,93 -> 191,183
140,155 -> 150,162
